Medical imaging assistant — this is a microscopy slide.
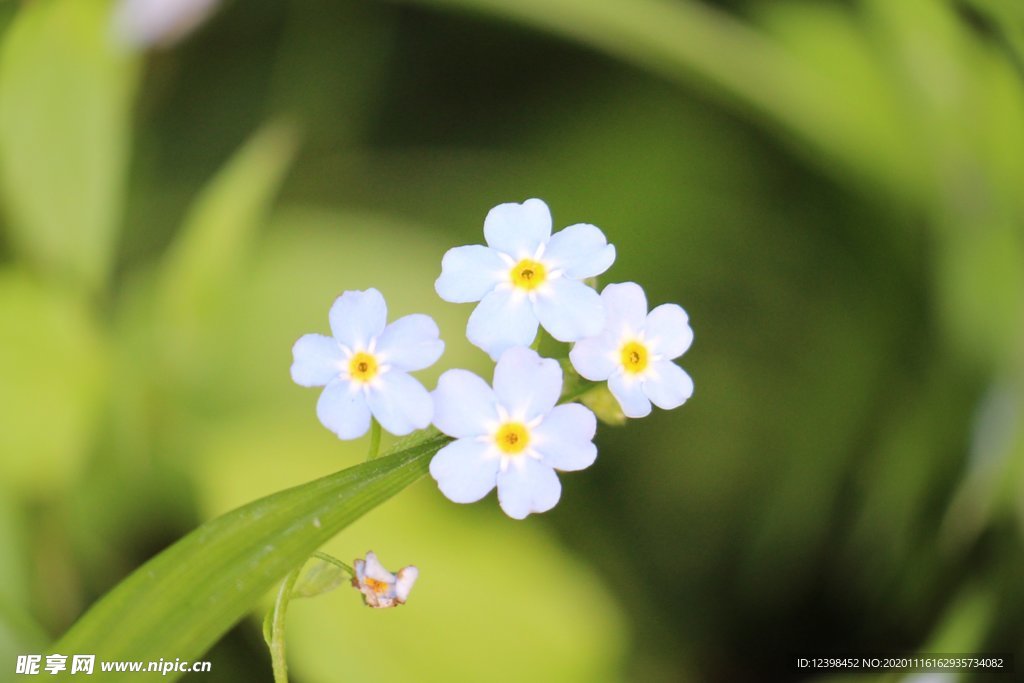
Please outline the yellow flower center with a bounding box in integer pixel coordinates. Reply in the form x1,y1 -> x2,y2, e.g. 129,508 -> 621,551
495,422 -> 530,455
364,577 -> 391,594
510,259 -> 547,291
620,340 -> 649,374
348,351 -> 379,383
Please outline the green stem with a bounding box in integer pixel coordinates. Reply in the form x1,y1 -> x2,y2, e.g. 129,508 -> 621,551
557,358 -> 594,403
269,563 -> 305,683
266,551 -> 356,683
560,380 -> 595,404
367,419 -> 382,460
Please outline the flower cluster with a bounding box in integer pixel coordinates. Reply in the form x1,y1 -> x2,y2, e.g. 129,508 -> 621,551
292,198 -> 694,519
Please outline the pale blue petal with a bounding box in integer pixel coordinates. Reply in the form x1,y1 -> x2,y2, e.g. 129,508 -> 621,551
643,360 -> 694,410
533,278 -> 605,342
430,438 -> 500,504
533,403 -> 597,471
364,552 -> 394,582
483,198 -> 552,258
608,370 -> 652,418
568,337 -> 617,381
395,567 -> 418,602
291,334 -> 343,387
543,224 -> 615,279
435,245 -> 507,303
601,282 -> 647,338
329,288 -> 387,350
493,347 -> 561,421
376,314 -> 444,372
645,304 -> 693,359
366,372 -> 433,436
467,288 -> 539,360
496,459 -> 562,520
432,369 -> 499,438
316,378 -> 372,439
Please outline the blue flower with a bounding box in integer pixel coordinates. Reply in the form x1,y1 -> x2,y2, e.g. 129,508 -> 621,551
435,198 -> 615,359
569,282 -> 693,418
352,551 -> 418,608
429,347 -> 598,519
291,289 -> 443,439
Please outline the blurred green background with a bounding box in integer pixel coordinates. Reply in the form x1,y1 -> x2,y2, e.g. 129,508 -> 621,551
1,0 -> 1023,680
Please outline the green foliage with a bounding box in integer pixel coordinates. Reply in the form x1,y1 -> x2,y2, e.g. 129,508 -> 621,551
54,434 -> 448,681
0,270 -> 107,496
0,0 -> 137,291
0,0 -> 1022,680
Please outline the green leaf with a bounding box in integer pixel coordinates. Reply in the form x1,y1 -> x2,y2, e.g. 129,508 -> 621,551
0,0 -> 137,291
291,555 -> 350,600
53,431 -> 450,682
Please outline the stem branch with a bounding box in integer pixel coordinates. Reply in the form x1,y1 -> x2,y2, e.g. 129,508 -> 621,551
269,563 -> 305,683
367,419 -> 382,460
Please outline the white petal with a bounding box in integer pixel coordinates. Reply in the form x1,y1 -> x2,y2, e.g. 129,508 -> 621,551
543,224 -> 615,279
466,288 -> 539,360
493,347 -> 561,421
568,337 -> 617,381
643,360 -> 694,410
429,438 -> 500,504
363,552 -> 395,583
435,245 -> 507,303
376,314 -> 444,372
290,334 -> 343,387
366,372 -> 433,436
645,304 -> 693,359
316,379 -> 372,439
329,289 -> 387,350
601,282 -> 647,338
432,369 -> 498,438
533,278 -> 605,342
483,198 -> 552,258
353,558 -> 366,582
395,567 -> 419,602
532,403 -> 598,471
608,371 -> 652,418
496,459 -> 562,520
